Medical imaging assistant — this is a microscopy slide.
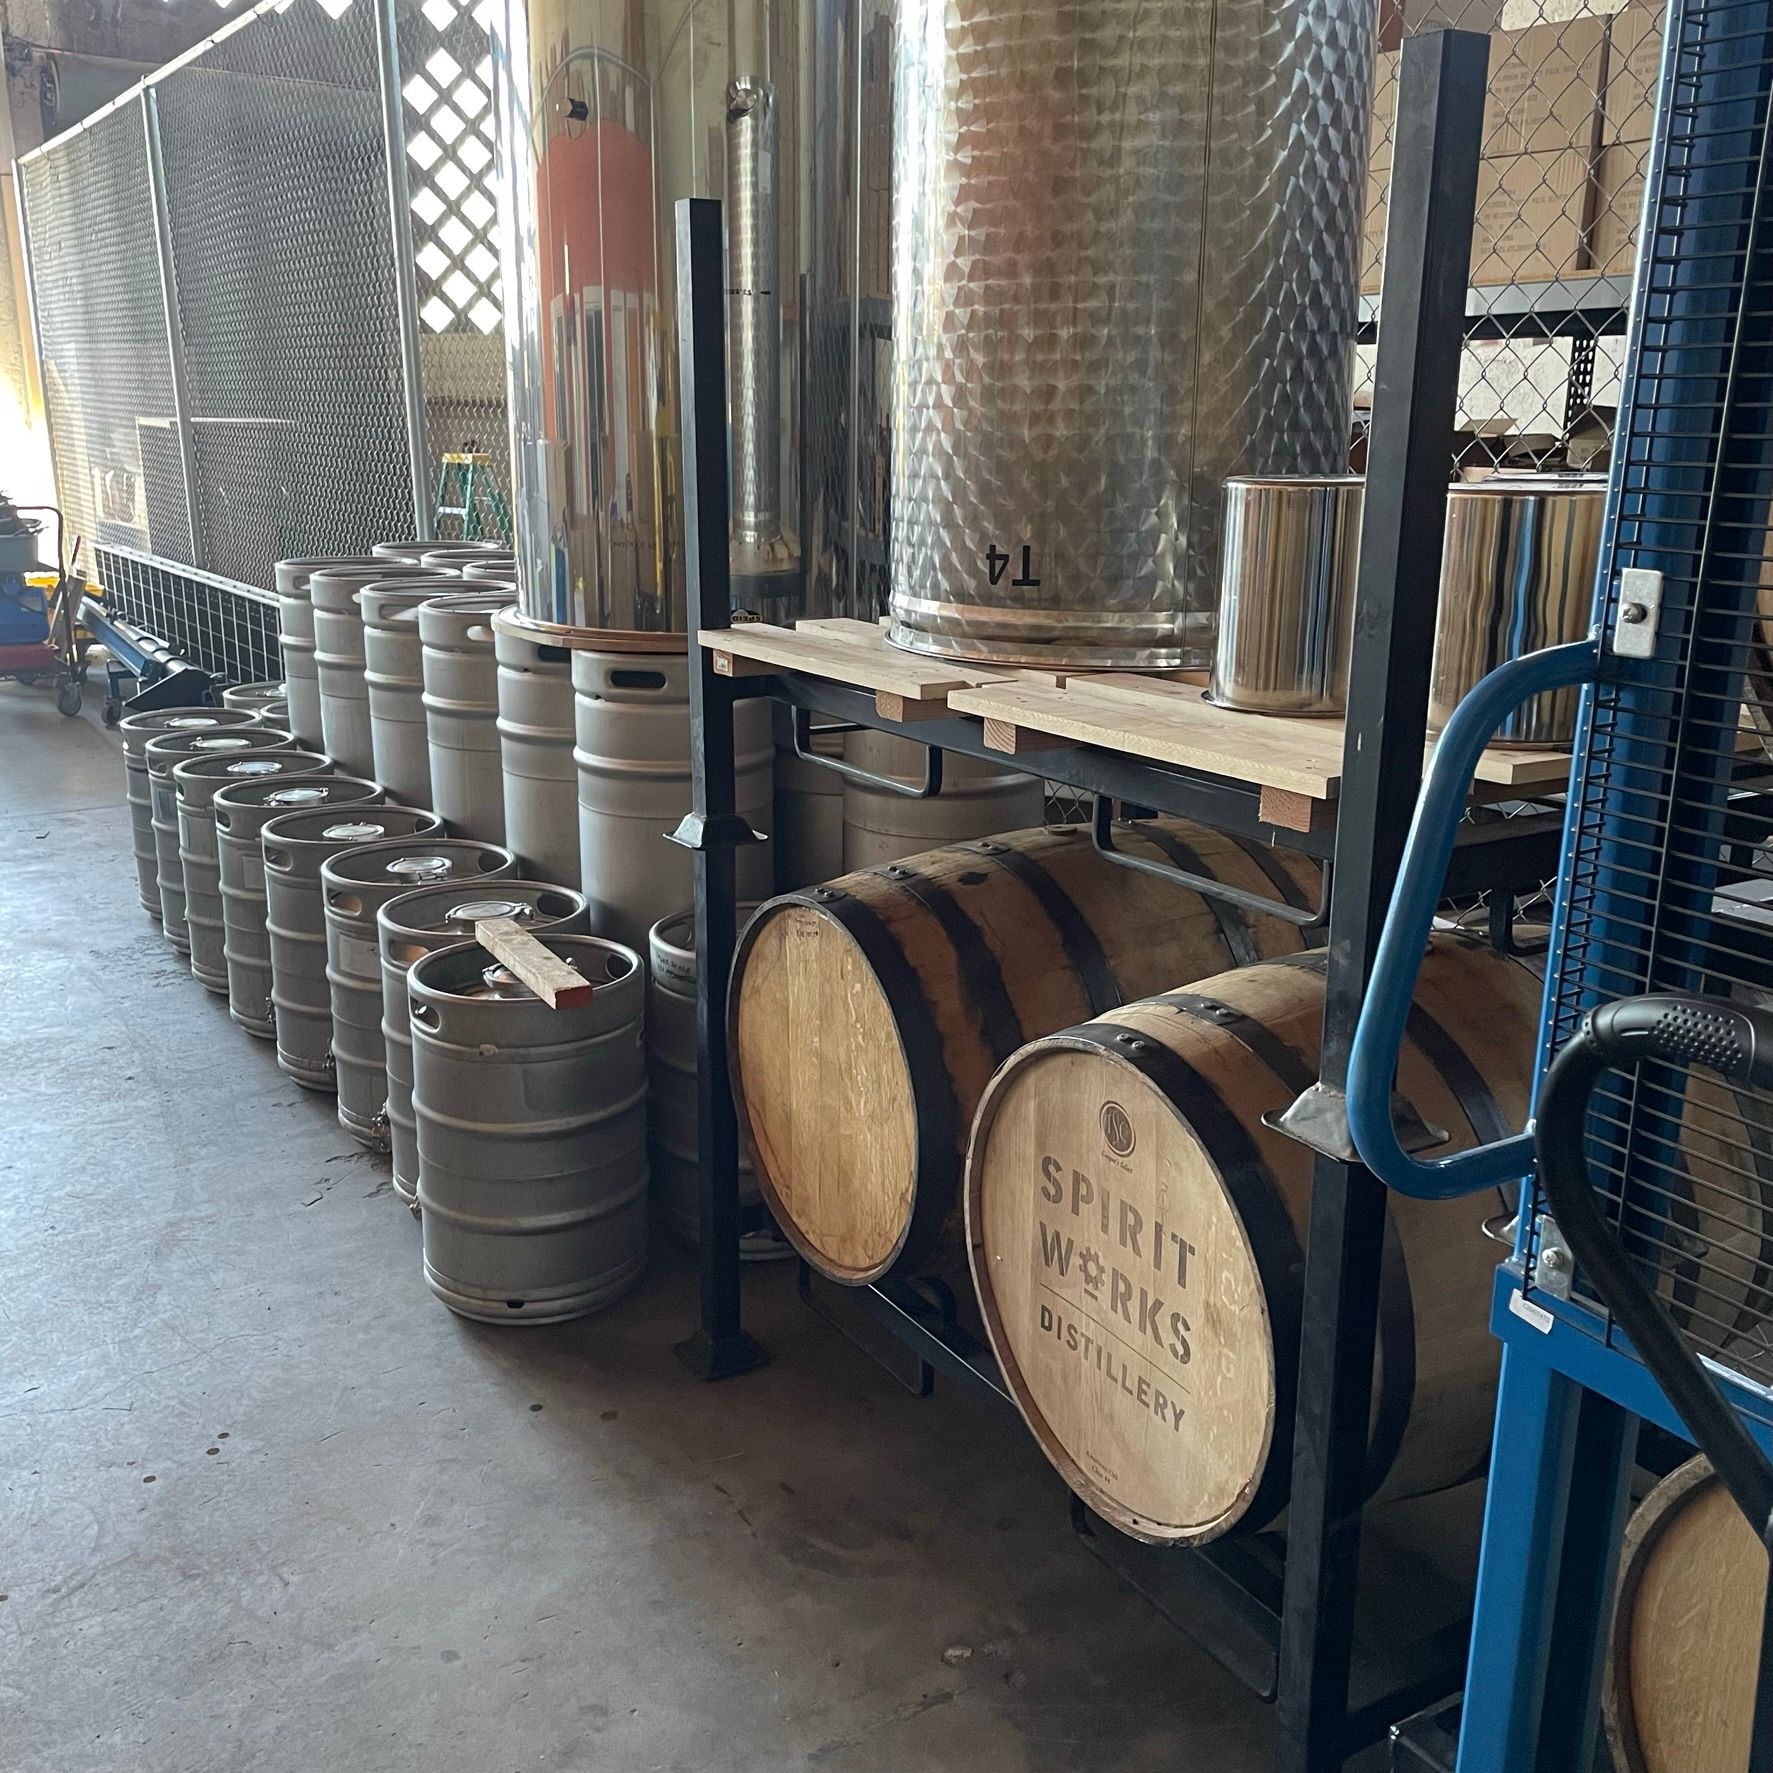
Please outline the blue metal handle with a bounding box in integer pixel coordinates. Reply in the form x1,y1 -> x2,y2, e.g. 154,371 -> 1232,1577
1346,638 -> 1601,1199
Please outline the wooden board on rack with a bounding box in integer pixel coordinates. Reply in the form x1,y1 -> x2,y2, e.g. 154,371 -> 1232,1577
699,621 -> 1018,708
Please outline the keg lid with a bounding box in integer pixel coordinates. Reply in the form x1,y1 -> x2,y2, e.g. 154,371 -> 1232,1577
226,758 -> 285,776
445,897 -> 531,927
472,963 -> 536,1001
321,820 -> 387,841
191,735 -> 256,751
168,714 -> 224,728
385,854 -> 455,880
268,785 -> 330,805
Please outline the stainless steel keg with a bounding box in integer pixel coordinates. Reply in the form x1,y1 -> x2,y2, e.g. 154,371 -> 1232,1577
421,547 -> 513,575
378,880 -> 588,1206
411,934 -> 649,1322
1210,476 -> 1366,716
462,563 -> 517,585
275,557 -> 375,748
647,907 -> 763,1242
175,748 -> 331,994
372,540 -> 434,562
216,775 -> 384,1037
361,576 -> 460,807
322,838 -> 518,1147
771,705 -> 844,891
492,607 -> 577,885
262,806 -> 444,1090
146,727 -> 296,949
221,680 -> 287,716
118,708 -> 259,918
312,562 -> 449,776
839,730 -> 1045,869
421,591 -> 516,842
1429,476 -> 1607,745
571,651 -> 773,946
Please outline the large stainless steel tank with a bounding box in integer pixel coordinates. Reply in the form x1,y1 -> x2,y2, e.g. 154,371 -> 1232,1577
491,0 -> 804,642
887,0 -> 1373,668
379,880 -> 589,1209
412,933 -> 650,1321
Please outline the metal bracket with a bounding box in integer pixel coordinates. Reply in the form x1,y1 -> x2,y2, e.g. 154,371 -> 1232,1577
1609,568 -> 1664,660
1267,1080 -> 1449,1162
789,704 -> 945,798
1531,1214 -> 1574,1300
666,810 -> 768,853
1090,795 -> 1332,930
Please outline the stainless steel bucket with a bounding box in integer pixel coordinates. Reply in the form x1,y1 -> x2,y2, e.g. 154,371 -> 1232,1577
119,708 -> 260,919
216,775 -> 384,1038
262,806 -> 445,1090
493,607 -> 578,886
147,727 -> 295,950
1429,476 -> 1607,745
175,748 -> 332,994
379,880 -> 588,1207
1210,476 -> 1366,716
361,576 -> 460,807
421,591 -> 515,842
412,934 -> 649,1322
322,839 -> 518,1148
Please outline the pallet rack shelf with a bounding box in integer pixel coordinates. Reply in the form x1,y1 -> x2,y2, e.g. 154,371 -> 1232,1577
672,30 -> 1540,1772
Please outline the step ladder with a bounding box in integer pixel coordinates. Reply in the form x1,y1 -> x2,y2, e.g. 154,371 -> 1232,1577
434,451 -> 511,544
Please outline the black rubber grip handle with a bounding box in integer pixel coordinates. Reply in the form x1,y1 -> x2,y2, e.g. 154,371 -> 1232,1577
1589,993 -> 1773,1086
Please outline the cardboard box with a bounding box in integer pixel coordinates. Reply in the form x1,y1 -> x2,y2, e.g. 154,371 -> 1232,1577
1470,148 -> 1591,284
1604,0 -> 1663,143
1380,0 -> 1506,52
1590,140 -> 1648,274
1482,19 -> 1607,158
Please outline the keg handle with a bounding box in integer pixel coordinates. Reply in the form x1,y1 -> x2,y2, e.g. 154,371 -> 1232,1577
789,705 -> 946,800
409,999 -> 441,1031
1347,638 -> 1600,1200
263,845 -> 294,871
1534,994 -> 1773,1769
1088,794 -> 1332,931
327,889 -> 363,914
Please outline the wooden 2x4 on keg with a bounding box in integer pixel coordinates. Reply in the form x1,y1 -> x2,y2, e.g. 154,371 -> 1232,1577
379,880 -> 588,1207
322,838 -> 517,1148
175,749 -> 332,993
410,934 -> 648,1321
965,937 -> 1538,1546
215,776 -> 385,1037
573,650 -> 773,947
493,607 -> 577,886
421,591 -> 513,842
118,708 -> 260,918
262,806 -> 444,1090
147,727 -> 296,949
731,820 -> 1321,1284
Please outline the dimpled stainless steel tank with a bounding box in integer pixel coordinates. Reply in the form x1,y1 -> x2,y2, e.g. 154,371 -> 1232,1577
412,934 -> 649,1321
262,806 -> 445,1090
119,708 -> 260,919
646,906 -> 763,1242
147,727 -> 296,949
493,607 -> 578,886
421,591 -> 515,842
361,577 -> 461,807
175,749 -> 333,993
216,776 -> 385,1038
888,0 -> 1373,667
322,839 -> 518,1148
379,880 -> 589,1207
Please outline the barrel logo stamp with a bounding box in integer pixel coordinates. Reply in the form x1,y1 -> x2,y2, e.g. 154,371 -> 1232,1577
1100,1101 -> 1135,1157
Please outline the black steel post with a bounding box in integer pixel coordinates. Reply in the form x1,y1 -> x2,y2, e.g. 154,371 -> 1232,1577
672,196 -> 767,1381
1274,30 -> 1489,1769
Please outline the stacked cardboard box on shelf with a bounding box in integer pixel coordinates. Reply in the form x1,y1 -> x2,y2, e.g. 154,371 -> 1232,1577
1591,0 -> 1661,274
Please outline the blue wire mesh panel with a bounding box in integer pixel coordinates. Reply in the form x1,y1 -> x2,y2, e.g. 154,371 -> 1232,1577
96,545 -> 282,687
1535,0 -> 1773,1401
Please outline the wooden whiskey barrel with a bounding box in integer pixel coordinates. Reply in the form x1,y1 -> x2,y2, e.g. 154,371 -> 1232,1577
965,936 -> 1538,1545
730,819 -> 1321,1283
1605,1456 -> 1765,1773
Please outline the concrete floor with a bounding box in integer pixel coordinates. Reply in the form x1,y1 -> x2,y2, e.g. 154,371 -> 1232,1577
0,682 -> 1312,1773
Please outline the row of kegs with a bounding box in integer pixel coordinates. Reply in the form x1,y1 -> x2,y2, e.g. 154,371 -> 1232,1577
116,538 -> 1055,1324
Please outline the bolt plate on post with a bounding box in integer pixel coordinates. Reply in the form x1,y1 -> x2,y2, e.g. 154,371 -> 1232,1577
1610,568 -> 1664,660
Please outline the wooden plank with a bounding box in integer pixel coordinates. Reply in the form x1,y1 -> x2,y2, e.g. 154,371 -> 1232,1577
1465,742 -> 1576,789
473,917 -> 596,1008
950,676 -> 1344,799
698,622 -> 1014,703
1258,786 -> 1336,834
982,717 -> 1076,756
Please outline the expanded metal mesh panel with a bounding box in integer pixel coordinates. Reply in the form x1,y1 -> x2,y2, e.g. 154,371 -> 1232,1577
16,96 -> 189,565
97,544 -> 282,685
1532,0 -> 1773,1406
151,0 -> 415,587
398,0 -> 512,537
